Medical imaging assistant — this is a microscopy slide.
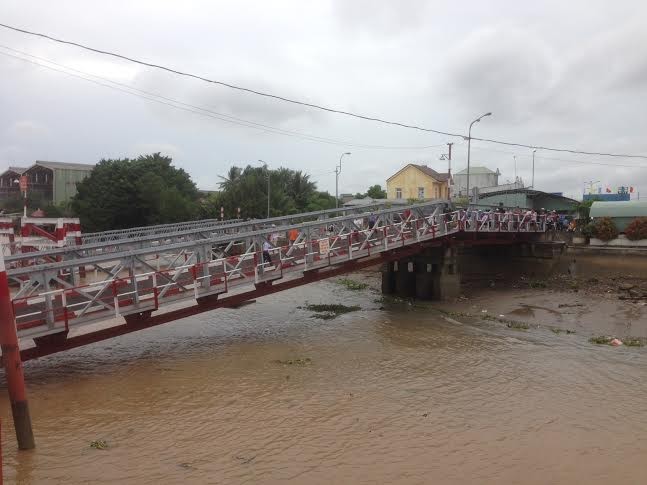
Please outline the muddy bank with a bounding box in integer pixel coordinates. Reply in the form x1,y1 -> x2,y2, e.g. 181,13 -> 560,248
353,265 -> 647,340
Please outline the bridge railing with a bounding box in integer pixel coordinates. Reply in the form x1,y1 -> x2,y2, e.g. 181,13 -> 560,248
12,208 -> 454,337
11,206 -> 549,339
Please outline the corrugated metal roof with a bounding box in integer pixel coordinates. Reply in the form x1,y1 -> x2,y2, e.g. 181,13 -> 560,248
30,161 -> 95,171
479,188 -> 579,204
454,166 -> 496,175
1,166 -> 27,174
590,201 -> 647,218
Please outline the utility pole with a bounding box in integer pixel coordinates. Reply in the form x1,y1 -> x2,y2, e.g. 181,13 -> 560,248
532,150 -> 537,189
257,160 -> 271,218
335,152 -> 351,208
513,155 -> 517,181
441,142 -> 453,198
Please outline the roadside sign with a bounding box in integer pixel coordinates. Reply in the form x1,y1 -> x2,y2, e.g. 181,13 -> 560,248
19,176 -> 27,191
319,237 -> 330,256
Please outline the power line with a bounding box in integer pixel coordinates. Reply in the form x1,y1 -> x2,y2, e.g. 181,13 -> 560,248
469,144 -> 647,169
2,22 -> 646,160
0,46 -> 447,151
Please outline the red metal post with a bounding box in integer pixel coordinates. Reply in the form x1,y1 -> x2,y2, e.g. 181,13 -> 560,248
0,253 -> 35,450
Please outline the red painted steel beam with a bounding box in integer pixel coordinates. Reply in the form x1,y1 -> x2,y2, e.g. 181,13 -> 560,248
18,241 -> 435,362
16,232 -> 539,363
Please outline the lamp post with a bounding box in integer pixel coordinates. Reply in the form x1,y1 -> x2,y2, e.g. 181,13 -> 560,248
335,152 -> 351,208
466,112 -> 492,204
531,150 -> 537,189
257,160 -> 270,218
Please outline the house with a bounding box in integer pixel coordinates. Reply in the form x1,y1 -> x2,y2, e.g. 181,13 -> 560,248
452,166 -> 500,198
386,164 -> 451,201
0,166 -> 27,200
21,161 -> 95,205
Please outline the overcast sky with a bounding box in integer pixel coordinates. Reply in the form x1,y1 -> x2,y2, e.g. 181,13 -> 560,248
1,0 -> 646,200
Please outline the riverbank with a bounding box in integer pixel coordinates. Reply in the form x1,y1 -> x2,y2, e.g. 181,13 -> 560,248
352,265 -> 647,341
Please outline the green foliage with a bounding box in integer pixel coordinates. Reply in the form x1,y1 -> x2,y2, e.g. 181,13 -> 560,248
302,303 -> 361,319
580,222 -> 595,238
366,184 -> 387,199
593,217 -> 619,241
354,192 -> 366,200
576,200 -> 595,223
72,153 -> 199,232
337,278 -> 369,290
212,165 -> 335,219
625,218 -> 647,241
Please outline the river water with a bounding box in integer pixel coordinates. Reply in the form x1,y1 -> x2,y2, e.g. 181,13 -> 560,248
2,271 -> 647,484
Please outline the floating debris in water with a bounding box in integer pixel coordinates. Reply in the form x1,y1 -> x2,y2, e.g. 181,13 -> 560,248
303,303 -> 361,320
274,358 -> 312,366
90,439 -> 108,450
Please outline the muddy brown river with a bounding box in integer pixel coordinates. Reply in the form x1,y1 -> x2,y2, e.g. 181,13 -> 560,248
2,271 -> 647,484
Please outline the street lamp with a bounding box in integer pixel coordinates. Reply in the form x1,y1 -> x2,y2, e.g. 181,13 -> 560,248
466,112 -> 492,204
335,152 -> 351,208
531,150 -> 537,189
257,159 -> 270,218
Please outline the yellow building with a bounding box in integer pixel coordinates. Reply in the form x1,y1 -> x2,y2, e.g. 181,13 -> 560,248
386,164 -> 451,200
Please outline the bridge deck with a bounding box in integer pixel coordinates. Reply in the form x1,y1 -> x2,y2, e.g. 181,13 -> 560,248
7,202 -> 547,356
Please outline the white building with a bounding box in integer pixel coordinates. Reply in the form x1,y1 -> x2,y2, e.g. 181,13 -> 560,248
452,166 -> 500,198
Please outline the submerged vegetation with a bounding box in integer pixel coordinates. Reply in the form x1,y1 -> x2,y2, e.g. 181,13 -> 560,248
301,303 -> 361,320
337,278 -> 369,291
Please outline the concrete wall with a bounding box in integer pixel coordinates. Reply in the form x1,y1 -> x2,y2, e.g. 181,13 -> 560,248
387,165 -> 448,200
453,172 -> 498,197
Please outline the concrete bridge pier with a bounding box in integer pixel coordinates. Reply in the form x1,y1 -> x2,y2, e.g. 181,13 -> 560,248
394,259 -> 416,298
381,246 -> 460,301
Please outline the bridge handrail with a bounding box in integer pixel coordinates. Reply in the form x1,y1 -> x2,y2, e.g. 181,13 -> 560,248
6,201 -> 449,274
5,200 -> 409,266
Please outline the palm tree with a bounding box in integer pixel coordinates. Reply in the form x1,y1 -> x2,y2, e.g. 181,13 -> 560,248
218,166 -> 242,191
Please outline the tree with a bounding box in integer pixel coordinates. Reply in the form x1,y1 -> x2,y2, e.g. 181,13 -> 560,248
209,164 -> 336,219
72,153 -> 199,232
366,184 -> 387,199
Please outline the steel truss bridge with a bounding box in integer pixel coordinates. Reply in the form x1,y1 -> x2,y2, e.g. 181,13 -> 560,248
5,201 -> 547,361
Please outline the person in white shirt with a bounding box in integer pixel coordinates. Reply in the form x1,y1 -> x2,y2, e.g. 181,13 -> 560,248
262,236 -> 273,265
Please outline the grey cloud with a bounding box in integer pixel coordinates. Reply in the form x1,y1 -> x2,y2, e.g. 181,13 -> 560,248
436,27 -> 557,123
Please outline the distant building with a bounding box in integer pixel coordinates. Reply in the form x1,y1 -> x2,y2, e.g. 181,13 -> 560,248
590,201 -> 647,231
478,180 -> 524,196
386,164 -> 450,201
343,197 -> 409,208
477,188 -> 578,213
583,187 -> 631,202
14,161 -> 94,205
339,193 -> 354,204
0,166 -> 27,201
452,166 -> 500,198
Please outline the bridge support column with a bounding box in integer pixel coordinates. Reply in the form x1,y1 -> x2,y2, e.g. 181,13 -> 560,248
0,254 -> 35,450
394,259 -> 416,298
381,262 -> 395,294
432,246 -> 460,300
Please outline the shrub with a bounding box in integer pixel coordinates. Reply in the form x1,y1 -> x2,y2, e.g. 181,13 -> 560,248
625,218 -> 647,241
580,222 -> 595,238
593,217 -> 619,241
